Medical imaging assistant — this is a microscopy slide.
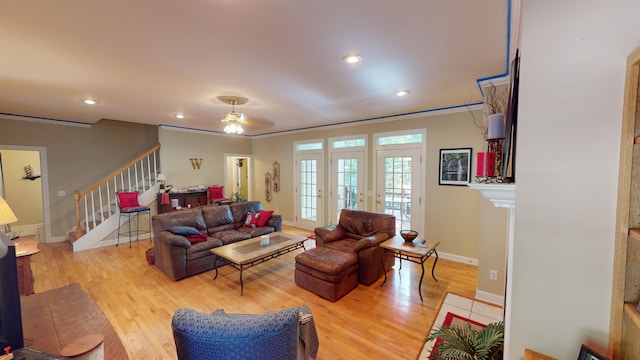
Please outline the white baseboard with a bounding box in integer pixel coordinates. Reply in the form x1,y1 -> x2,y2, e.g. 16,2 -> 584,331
10,223 -> 44,238
437,251 -> 478,266
50,235 -> 69,243
475,290 -> 505,306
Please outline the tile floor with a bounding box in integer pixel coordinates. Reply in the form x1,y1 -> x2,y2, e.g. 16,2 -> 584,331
418,293 -> 504,359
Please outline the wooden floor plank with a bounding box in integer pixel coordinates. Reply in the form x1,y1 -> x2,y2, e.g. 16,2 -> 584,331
28,227 -> 478,360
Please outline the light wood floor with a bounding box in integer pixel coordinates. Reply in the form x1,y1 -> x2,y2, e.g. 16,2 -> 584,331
28,227 -> 478,360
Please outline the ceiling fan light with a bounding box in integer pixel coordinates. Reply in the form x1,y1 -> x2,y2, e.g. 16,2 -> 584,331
218,95 -> 248,134
223,122 -> 244,135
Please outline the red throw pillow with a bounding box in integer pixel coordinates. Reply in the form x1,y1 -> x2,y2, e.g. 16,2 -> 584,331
256,210 -> 274,227
186,234 -> 207,244
208,186 -> 224,200
117,192 -> 140,208
244,212 -> 255,227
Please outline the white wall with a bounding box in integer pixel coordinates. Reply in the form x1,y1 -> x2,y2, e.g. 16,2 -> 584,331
511,1 -> 640,358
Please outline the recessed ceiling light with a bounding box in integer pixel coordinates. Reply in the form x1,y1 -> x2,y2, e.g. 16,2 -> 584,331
83,99 -> 97,105
343,53 -> 363,64
395,90 -> 410,97
175,114 -> 185,119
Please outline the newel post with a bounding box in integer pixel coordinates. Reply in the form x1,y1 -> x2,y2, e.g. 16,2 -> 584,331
73,190 -> 86,238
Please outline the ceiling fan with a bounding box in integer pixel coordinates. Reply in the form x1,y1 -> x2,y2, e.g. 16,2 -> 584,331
218,95 -> 248,134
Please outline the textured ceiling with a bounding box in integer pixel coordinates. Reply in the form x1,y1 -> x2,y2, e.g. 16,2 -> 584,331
0,0 -> 510,136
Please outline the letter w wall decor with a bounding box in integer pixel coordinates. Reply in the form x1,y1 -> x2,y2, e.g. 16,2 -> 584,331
190,158 -> 203,170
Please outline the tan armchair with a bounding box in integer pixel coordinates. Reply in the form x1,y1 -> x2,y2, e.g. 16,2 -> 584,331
314,209 -> 396,285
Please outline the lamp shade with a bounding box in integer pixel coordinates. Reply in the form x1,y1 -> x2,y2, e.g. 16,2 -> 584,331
0,196 -> 17,226
157,173 -> 167,181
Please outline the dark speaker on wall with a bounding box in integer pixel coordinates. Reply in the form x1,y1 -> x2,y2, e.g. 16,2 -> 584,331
0,234 -> 24,351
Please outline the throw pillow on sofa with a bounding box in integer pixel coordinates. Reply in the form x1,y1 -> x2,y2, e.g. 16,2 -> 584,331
244,212 -> 256,227
256,210 -> 274,227
167,226 -> 201,236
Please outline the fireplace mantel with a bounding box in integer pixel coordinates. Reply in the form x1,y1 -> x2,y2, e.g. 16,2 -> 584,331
468,183 -> 516,208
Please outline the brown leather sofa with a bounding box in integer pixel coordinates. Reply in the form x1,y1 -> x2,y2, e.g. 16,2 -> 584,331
313,209 -> 396,285
152,201 -> 282,280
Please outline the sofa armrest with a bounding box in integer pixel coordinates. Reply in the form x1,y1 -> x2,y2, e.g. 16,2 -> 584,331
266,214 -> 283,232
354,232 -> 390,252
314,224 -> 346,246
156,231 -> 191,249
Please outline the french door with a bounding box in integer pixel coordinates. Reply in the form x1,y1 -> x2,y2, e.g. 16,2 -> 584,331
329,151 -> 365,223
375,148 -> 422,232
295,152 -> 324,229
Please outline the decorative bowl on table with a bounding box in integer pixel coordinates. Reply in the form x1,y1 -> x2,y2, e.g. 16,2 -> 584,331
400,230 -> 419,242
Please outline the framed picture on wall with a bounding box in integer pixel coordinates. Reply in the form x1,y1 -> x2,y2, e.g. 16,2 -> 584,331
438,148 -> 472,186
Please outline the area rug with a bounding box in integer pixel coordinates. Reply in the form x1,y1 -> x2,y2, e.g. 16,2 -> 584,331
418,293 -> 503,360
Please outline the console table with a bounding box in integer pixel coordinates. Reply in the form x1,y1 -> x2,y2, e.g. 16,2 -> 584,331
13,235 -> 40,296
157,190 -> 208,213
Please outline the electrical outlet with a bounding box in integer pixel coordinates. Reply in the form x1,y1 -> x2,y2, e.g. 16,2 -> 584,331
57,190 -> 66,197
490,270 -> 498,280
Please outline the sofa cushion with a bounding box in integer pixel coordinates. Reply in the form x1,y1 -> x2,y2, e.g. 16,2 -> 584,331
152,208 -> 207,234
338,209 -> 396,239
168,226 -> 201,236
236,226 -> 275,238
201,205 -> 235,233
324,238 -> 358,254
212,230 -> 251,245
295,247 -> 358,275
186,238 -> 223,261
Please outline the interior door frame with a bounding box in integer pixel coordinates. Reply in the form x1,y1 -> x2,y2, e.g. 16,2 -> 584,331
0,145 -> 51,243
223,153 -> 253,200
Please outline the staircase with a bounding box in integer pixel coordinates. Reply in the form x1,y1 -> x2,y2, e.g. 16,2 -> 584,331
69,144 -> 161,252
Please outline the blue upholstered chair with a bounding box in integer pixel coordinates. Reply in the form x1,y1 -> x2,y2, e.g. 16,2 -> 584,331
172,305 -> 318,360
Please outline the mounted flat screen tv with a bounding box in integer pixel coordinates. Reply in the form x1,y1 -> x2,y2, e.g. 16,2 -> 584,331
0,234 -> 24,351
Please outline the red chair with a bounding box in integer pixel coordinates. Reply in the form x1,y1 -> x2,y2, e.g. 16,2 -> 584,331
116,191 -> 151,247
208,186 -> 231,205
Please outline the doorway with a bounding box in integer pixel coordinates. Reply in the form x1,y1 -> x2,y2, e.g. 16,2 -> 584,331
0,146 -> 50,242
224,154 -> 252,201
373,130 -> 425,233
294,140 -> 324,230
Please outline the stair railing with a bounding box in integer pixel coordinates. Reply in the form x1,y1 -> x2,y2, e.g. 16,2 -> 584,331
73,144 -> 161,239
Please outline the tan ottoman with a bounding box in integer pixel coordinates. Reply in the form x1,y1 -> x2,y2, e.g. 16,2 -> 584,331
295,247 -> 359,302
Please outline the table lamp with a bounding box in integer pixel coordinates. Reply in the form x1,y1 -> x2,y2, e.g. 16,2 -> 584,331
0,196 -> 18,258
157,173 -> 167,190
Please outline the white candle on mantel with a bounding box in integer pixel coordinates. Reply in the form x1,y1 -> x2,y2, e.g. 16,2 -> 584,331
487,114 -> 505,140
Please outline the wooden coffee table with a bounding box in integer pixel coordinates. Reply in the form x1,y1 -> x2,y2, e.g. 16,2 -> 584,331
379,234 -> 440,302
211,232 -> 306,295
